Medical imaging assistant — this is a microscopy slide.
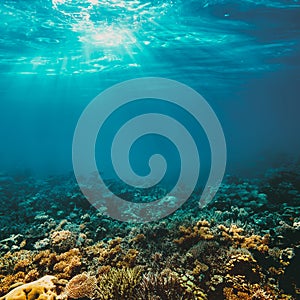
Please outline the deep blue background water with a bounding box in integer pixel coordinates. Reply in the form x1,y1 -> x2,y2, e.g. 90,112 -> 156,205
0,0 -> 300,179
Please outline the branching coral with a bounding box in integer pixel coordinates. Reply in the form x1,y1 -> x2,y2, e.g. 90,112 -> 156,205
97,267 -> 143,300
33,248 -> 83,279
0,272 -> 26,296
84,238 -> 139,269
137,269 -> 207,300
225,253 -> 261,283
52,248 -> 82,279
223,278 -> 288,300
174,220 -> 214,249
0,250 -> 35,295
0,250 -> 34,275
218,224 -> 269,253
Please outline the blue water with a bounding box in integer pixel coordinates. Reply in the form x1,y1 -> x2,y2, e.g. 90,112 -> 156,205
0,0 -> 300,177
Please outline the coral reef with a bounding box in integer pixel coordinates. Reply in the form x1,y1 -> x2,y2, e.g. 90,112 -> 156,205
0,168 -> 299,299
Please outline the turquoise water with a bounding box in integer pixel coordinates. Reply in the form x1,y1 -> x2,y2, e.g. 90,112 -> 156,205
0,0 -> 300,176
0,2 -> 300,297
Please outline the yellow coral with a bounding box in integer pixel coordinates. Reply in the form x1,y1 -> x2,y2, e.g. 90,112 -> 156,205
174,220 -> 214,248
0,272 -> 26,296
116,249 -> 139,268
0,275 -> 58,300
192,260 -> 209,276
53,249 -> 82,279
225,253 -> 261,283
218,224 -> 269,253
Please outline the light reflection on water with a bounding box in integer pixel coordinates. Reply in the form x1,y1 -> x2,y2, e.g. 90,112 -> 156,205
0,0 -> 299,76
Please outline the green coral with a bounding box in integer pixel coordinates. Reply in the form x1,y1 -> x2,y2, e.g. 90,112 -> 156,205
96,267 -> 143,300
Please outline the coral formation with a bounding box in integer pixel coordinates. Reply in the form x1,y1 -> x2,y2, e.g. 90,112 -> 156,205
0,275 -> 58,300
0,168 -> 299,299
50,230 -> 76,253
225,253 -> 261,283
218,224 -> 269,253
97,267 -> 143,299
65,273 -> 97,299
174,220 -> 214,248
138,269 -> 207,300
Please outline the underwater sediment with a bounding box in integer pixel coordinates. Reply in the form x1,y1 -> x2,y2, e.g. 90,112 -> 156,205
0,167 -> 299,299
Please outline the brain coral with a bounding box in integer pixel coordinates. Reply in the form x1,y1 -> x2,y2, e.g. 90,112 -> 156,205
0,275 -> 58,300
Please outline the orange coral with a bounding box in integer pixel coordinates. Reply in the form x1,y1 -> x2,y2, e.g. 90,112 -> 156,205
53,248 -> 82,279
218,224 -> 269,253
223,277 -> 289,300
13,259 -> 31,272
33,250 -> 57,271
0,272 -> 25,296
174,220 -> 214,248
0,275 -> 58,300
